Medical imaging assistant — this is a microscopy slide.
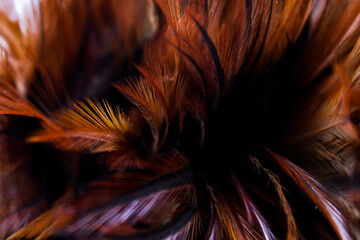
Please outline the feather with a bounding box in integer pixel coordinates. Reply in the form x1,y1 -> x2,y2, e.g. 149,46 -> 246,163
8,165 -> 194,240
230,174 -> 276,240
0,0 -> 360,239
209,191 -> 265,240
0,134 -> 46,239
115,79 -> 165,148
0,83 -> 50,124
0,1 -> 38,96
268,149 -> 353,240
250,157 -> 298,239
279,62 -> 359,179
29,99 -> 130,153
296,0 -> 360,86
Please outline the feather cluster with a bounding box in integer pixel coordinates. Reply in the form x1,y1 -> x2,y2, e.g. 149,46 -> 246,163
0,0 -> 360,239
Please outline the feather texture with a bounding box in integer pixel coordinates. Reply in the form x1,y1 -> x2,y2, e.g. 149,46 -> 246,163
29,99 -> 130,153
0,0 -> 359,239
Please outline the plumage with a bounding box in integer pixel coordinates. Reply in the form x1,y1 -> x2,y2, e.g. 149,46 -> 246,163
0,0 -> 359,239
